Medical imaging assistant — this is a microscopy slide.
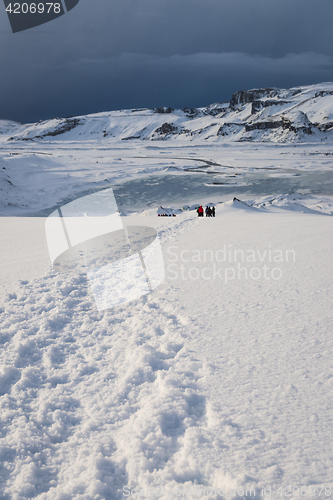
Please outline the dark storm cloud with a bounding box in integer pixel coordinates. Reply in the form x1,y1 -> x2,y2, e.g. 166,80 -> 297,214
1,0 -> 333,121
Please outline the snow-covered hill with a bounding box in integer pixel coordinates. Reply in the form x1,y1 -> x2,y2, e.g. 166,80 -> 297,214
2,82 -> 333,144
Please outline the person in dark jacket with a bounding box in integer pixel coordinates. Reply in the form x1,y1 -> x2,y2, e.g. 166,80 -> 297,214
211,206 -> 215,217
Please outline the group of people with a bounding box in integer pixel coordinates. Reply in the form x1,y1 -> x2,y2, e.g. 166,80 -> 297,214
197,205 -> 215,217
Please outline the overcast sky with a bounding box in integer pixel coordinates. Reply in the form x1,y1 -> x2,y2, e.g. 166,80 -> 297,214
1,0 -> 333,123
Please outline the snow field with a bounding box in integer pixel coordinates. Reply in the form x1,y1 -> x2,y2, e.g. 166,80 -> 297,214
0,217 -> 50,300
0,207 -> 332,499
165,211 -> 333,498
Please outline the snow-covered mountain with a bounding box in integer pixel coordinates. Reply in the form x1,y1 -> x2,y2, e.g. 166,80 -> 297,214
2,82 -> 333,144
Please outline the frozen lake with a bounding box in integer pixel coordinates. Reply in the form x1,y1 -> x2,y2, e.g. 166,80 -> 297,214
30,168 -> 333,216
2,142 -> 333,216
112,168 -> 333,211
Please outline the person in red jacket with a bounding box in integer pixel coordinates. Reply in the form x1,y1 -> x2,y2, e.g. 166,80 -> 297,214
197,205 -> 204,217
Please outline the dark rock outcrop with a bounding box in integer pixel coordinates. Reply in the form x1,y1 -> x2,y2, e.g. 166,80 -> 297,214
245,116 -> 313,135
182,108 -> 200,118
317,121 -> 333,132
204,103 -> 229,116
315,90 -> 333,98
217,123 -> 243,136
154,122 -> 179,135
42,118 -> 81,137
230,88 -> 279,110
154,107 -> 174,114
251,100 -> 292,115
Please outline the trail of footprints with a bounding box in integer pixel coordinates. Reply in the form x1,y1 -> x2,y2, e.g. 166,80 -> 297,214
106,298 -> 213,495
0,214 -> 231,499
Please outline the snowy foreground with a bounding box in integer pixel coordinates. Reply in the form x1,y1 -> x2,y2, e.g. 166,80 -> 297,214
0,125 -> 333,499
1,197 -> 333,500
